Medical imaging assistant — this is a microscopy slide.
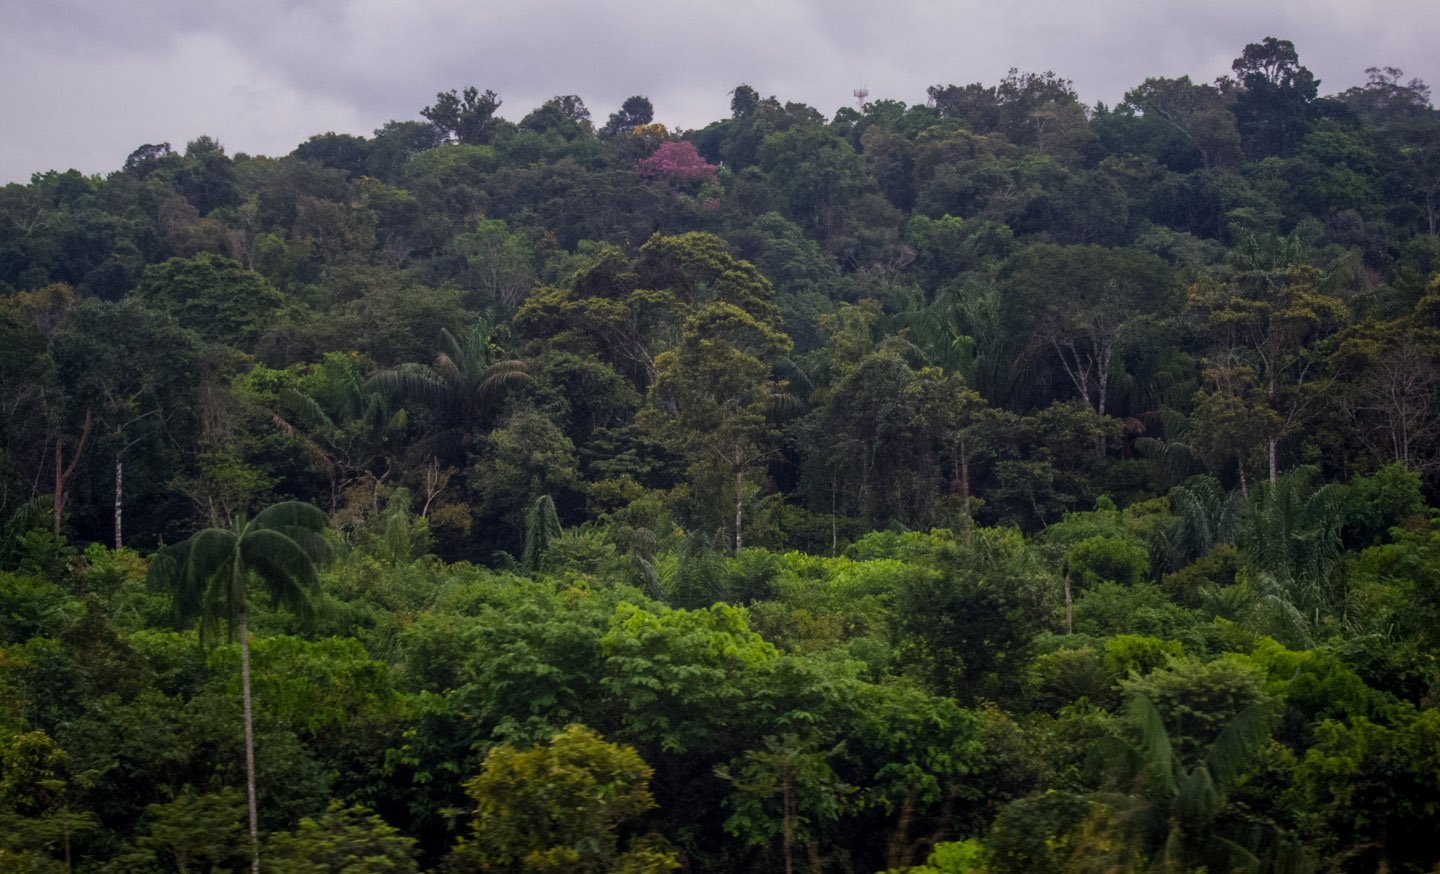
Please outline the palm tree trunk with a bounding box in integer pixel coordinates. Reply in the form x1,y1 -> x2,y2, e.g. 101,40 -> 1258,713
238,605 -> 260,874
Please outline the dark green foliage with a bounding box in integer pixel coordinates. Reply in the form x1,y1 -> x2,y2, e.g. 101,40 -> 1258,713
131,253 -> 283,349
521,494 -> 561,574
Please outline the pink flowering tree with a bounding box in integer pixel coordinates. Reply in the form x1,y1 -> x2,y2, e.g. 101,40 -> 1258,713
636,141 -> 719,186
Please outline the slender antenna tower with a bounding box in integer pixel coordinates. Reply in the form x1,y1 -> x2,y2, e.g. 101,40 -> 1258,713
853,86 -> 869,111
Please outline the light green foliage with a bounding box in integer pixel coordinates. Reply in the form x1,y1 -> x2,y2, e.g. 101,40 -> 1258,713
839,681 -> 983,811
1248,638 -> 1373,745
893,839 -> 987,874
392,610 -> 475,694
265,802 -> 419,874
543,525 -> 624,579
908,214 -> 1015,278
1072,581 -> 1200,645
435,578 -> 616,745
451,724 -> 677,874
0,732 -> 72,820
741,551 -> 897,658
168,441 -> 286,531
1295,708 -> 1440,871
1347,514 -> 1440,636
1159,542 -> 1237,606
600,602 -> 778,754
0,573 -> 74,643
1102,635 -> 1183,678
845,528 -> 964,564
208,635 -> 405,738
1066,535 -> 1150,588
1119,654 -> 1274,755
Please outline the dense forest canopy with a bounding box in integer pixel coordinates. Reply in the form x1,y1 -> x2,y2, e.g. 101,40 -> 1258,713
3,36 -> 1440,874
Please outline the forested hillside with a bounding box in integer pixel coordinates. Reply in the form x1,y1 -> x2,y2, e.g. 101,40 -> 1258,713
3,36 -> 1440,874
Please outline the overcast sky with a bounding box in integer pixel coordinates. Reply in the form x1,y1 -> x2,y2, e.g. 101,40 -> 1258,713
2,0 -> 1436,185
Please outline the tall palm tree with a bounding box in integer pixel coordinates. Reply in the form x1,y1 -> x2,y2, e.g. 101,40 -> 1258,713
274,353 -> 408,511
520,493 -> 561,575
1156,474 -> 1241,572
1234,465 -> 1347,645
365,319 -> 528,461
147,501 -> 332,874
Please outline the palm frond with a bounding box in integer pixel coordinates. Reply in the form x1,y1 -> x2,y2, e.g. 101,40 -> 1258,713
521,494 -> 562,574
253,500 -> 329,534
1254,585 -> 1315,649
1204,704 -> 1269,790
433,352 -> 465,389
174,529 -> 240,615
280,388 -> 336,433
439,327 -> 467,368
1126,694 -> 1177,797
366,363 -> 451,410
474,360 -> 531,407
239,528 -> 322,626
1,494 -> 55,563
263,526 -> 333,566
1175,765 -> 1221,824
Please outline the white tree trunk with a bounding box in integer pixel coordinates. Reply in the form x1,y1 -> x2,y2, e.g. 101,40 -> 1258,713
734,466 -> 744,552
239,606 -> 260,874
114,453 -> 123,550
